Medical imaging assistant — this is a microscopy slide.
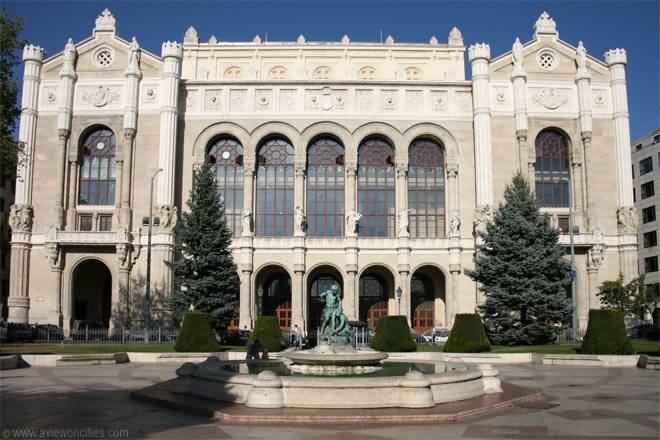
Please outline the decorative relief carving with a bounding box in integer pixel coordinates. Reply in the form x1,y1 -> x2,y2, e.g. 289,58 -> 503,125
588,228 -> 604,268
449,211 -> 461,238
255,89 -> 272,111
495,87 -> 507,103
359,66 -> 375,80
346,210 -> 362,237
269,65 -> 286,79
382,90 -> 396,111
142,86 -> 157,103
431,90 -> 448,111
205,90 -> 222,111
533,87 -> 568,110
42,87 -> 57,106
307,87 -> 345,111
398,209 -> 410,237
81,85 -> 120,107
593,90 -> 606,106
8,204 -> 33,232
313,66 -> 330,80
224,66 -> 242,79
405,66 -> 421,80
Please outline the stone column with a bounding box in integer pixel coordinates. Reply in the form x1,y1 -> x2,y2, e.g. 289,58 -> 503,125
55,39 -> 77,229
343,271 -> 358,322
120,38 -> 142,229
66,160 -> 78,230
605,48 -> 637,281
468,43 -> 493,210
239,270 -> 253,330
605,48 -> 633,210
396,163 -> 409,238
240,161 -> 255,329
448,265 -> 461,327
156,41 -> 183,208
243,165 -> 255,230
294,161 -> 306,236
510,38 -> 530,179
292,270 -> 305,331
8,44 -> 43,323
345,161 -> 357,219
446,163 -> 459,236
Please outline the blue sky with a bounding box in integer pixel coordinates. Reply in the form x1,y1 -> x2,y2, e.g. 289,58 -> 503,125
6,0 -> 659,140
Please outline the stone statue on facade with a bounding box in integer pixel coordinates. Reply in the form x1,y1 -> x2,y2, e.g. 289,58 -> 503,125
8,204 -> 33,233
128,37 -> 140,68
449,212 -> 461,237
295,206 -> 307,234
512,37 -> 524,72
576,41 -> 587,71
158,205 -> 178,231
616,206 -> 637,233
346,210 -> 362,236
398,209 -> 410,237
588,227 -> 604,267
319,284 -> 352,345
473,205 -> 492,235
242,209 -> 253,235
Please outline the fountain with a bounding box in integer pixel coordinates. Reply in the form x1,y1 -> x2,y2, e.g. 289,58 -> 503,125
160,285 -> 503,409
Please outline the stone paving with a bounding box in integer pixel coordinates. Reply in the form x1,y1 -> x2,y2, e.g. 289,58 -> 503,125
1,362 -> 658,439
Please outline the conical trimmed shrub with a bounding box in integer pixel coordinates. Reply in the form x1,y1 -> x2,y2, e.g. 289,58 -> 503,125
444,314 -> 491,353
249,316 -> 282,352
580,309 -> 633,354
371,316 -> 416,352
174,311 -> 219,352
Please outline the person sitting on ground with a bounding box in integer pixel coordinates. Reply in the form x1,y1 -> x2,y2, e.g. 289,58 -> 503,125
261,347 -> 269,360
246,338 -> 262,361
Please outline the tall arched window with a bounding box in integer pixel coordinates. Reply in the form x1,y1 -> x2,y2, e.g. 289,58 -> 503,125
408,138 -> 445,238
78,127 -> 116,205
357,138 -> 395,237
307,137 -> 345,237
535,130 -> 570,207
256,137 -> 294,236
208,137 -> 244,235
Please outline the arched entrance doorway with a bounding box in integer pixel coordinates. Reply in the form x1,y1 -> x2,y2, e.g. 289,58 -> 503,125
359,266 -> 394,330
72,259 -> 112,328
410,265 -> 446,332
255,266 -> 292,330
307,266 -> 343,332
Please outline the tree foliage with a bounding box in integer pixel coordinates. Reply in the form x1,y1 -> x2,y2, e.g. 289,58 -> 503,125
168,164 -> 240,331
0,8 -> 25,182
597,275 -> 645,316
466,173 -> 572,345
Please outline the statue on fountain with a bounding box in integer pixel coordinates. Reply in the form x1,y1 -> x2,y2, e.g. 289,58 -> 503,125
319,284 -> 353,345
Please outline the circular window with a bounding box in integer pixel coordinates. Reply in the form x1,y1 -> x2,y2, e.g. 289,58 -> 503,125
221,150 -> 231,160
96,141 -> 105,150
94,48 -> 114,67
536,49 -> 559,71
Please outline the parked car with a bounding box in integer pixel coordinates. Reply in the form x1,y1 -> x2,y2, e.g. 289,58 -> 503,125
7,323 -> 34,342
221,329 -> 250,346
422,328 -> 450,344
627,324 -> 660,340
34,324 -> 64,341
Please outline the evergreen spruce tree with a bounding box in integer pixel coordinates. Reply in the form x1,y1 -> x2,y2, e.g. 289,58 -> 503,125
466,173 -> 572,345
168,164 -> 240,331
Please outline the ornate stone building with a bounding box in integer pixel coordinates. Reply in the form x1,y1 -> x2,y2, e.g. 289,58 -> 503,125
7,10 -> 637,334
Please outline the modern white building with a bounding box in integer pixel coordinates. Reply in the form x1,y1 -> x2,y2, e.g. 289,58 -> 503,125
632,128 -> 660,296
7,10 -> 637,335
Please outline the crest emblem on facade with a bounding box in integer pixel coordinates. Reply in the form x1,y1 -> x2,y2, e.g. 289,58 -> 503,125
533,88 -> 568,110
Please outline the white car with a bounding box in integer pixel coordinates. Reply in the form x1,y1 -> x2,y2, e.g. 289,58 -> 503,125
422,328 -> 450,344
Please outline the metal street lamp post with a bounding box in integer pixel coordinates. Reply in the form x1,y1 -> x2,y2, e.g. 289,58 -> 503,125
396,286 -> 403,315
145,168 -> 163,341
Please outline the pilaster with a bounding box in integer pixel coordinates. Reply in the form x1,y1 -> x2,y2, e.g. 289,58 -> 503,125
156,41 -> 183,207
468,43 -> 493,209
511,38 -> 530,177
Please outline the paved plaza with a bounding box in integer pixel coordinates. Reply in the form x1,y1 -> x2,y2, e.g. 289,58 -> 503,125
1,362 -> 658,439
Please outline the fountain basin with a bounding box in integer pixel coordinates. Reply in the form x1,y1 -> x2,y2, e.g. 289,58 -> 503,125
170,357 -> 502,409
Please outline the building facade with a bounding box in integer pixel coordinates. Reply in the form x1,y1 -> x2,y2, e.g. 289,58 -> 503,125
632,128 -> 660,296
7,10 -> 638,334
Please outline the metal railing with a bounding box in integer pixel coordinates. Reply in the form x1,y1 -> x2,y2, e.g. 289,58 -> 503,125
26,327 -> 179,344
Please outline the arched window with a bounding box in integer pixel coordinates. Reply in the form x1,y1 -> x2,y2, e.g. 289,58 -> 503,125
359,274 -> 389,330
307,137 -> 345,237
256,137 -> 294,236
207,137 -> 244,235
78,127 -> 116,206
357,138 -> 395,237
408,138 -> 445,238
535,130 -> 570,207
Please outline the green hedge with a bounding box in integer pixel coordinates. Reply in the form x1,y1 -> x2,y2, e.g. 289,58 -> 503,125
371,316 -> 416,352
444,314 -> 491,353
249,316 -> 282,352
174,311 -> 219,352
580,309 -> 634,354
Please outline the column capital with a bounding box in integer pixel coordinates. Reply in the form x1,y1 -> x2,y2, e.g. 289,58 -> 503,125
449,263 -> 462,274
8,204 -> 33,233
446,163 -> 459,178
123,128 -> 136,141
